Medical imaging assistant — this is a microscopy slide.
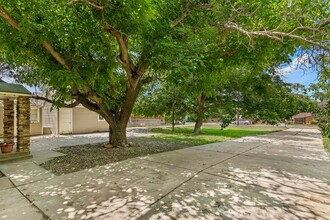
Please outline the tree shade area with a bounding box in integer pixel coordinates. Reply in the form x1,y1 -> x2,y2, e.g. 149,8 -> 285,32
0,0 -> 329,146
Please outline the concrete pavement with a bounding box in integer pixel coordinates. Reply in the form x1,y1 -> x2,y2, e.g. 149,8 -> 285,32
0,128 -> 329,219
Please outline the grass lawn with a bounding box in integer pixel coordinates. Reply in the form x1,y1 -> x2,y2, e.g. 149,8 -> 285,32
323,136 -> 330,158
150,125 -> 283,146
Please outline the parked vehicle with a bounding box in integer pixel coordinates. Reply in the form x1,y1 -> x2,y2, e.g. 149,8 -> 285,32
174,120 -> 186,125
231,120 -> 250,125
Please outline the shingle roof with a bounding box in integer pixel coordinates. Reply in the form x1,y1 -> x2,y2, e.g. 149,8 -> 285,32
0,80 -> 31,95
292,112 -> 313,119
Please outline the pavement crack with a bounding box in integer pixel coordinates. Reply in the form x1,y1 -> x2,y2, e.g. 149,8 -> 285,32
7,177 -> 51,220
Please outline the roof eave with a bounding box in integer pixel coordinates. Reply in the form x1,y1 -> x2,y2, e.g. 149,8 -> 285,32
0,91 -> 32,98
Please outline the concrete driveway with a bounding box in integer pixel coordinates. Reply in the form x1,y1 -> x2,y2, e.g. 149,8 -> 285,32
0,128 -> 329,219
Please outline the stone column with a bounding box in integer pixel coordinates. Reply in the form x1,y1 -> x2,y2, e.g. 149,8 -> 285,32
17,96 -> 30,152
3,99 -> 15,144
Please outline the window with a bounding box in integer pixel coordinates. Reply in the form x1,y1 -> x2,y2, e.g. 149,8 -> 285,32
98,114 -> 105,121
30,108 -> 39,123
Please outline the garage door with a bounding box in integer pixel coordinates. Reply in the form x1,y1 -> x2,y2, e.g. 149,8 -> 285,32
59,108 -> 73,134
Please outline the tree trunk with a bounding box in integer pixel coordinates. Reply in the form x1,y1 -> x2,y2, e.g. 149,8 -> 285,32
109,120 -> 128,147
236,113 -> 240,126
171,107 -> 175,131
194,114 -> 203,135
193,92 -> 206,135
106,73 -> 144,147
100,80 -> 142,147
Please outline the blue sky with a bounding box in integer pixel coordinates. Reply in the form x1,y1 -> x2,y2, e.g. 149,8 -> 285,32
278,54 -> 319,88
280,68 -> 318,87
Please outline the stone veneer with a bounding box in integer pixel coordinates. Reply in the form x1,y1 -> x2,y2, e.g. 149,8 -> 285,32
17,96 -> 30,152
3,99 -> 14,144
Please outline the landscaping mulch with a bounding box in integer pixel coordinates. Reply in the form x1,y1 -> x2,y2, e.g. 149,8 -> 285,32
40,137 -> 195,176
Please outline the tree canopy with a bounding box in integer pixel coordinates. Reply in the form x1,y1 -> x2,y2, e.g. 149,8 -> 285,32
0,0 -> 329,146
135,66 -> 316,133
310,55 -> 330,137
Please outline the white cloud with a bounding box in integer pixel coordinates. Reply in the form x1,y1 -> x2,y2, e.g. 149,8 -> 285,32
276,54 -> 311,75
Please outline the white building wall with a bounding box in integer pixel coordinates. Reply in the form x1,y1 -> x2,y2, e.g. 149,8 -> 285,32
42,102 -> 58,135
0,104 -> 3,135
58,108 -> 73,134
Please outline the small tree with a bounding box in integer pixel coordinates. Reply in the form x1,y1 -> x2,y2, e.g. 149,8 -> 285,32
134,82 -> 188,131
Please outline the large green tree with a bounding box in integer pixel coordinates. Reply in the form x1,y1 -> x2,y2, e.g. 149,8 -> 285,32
0,0 -> 329,146
239,75 -> 317,124
310,55 -> 330,137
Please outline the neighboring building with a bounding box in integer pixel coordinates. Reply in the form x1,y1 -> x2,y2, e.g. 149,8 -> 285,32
206,118 -> 219,123
42,103 -> 164,135
0,102 -> 43,136
30,105 -> 43,135
42,103 -> 109,135
1,82 -> 163,136
0,79 -> 33,160
129,116 -> 164,126
41,101 -> 58,135
292,112 -> 315,124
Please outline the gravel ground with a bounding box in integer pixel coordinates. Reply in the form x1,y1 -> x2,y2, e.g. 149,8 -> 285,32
41,137 -> 195,175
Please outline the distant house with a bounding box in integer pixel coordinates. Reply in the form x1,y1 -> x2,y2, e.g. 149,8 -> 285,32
292,112 -> 315,124
206,118 -> 219,123
129,116 -> 164,126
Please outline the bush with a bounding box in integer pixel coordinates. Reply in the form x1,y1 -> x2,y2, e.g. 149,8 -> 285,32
320,122 -> 330,139
309,120 -> 319,125
323,136 -> 330,157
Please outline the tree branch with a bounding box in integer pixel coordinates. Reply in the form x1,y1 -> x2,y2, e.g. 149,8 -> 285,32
1,7 -> 78,78
101,21 -> 133,74
136,59 -> 148,78
68,2 -> 147,82
68,0 -> 123,10
75,95 -> 116,125
320,20 -> 330,28
33,95 -> 81,108
224,22 -> 330,51
0,6 -> 103,103
68,0 -> 104,11
76,95 -> 101,113
41,42 -> 72,72
221,49 -> 238,56
0,7 -> 22,30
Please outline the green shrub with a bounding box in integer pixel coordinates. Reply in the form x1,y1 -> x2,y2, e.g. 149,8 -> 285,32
323,136 -> 330,157
320,123 -> 330,138
309,120 -> 319,125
